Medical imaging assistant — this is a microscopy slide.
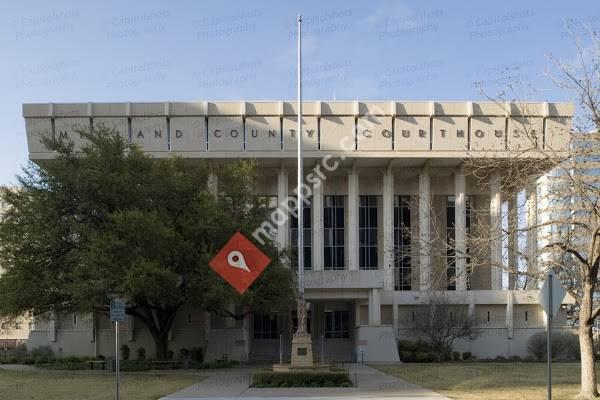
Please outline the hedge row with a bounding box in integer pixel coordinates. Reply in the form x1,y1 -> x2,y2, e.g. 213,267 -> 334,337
252,369 -> 353,388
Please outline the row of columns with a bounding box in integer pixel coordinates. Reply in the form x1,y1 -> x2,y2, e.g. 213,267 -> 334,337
269,164 -> 539,291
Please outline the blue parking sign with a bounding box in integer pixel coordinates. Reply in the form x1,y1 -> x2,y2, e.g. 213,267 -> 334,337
110,298 -> 126,322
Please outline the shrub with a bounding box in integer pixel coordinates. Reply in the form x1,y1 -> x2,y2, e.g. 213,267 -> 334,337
555,333 -> 579,360
527,332 -> 579,361
29,346 -> 55,364
527,332 -> 547,361
400,351 -> 415,362
179,348 -> 191,360
252,369 -> 353,387
9,344 -> 28,362
167,350 -> 174,360
397,340 -> 433,357
397,340 -> 416,353
120,345 -> 130,361
120,360 -> 150,371
462,352 -> 472,361
452,351 -> 461,361
190,347 -> 204,362
415,352 -> 435,363
136,347 -> 146,361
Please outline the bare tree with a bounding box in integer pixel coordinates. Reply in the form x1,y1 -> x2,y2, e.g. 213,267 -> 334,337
413,292 -> 477,359
463,27 -> 600,399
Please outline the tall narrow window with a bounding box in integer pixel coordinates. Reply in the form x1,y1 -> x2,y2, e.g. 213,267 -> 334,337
253,314 -> 278,339
324,310 -> 350,338
465,197 -> 472,289
359,195 -> 378,270
446,195 -> 471,290
290,198 -> 312,270
324,195 -> 345,270
446,196 -> 457,290
394,196 -> 411,290
257,195 -> 278,239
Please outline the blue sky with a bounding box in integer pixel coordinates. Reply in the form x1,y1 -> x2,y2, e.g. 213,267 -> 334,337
1,0 -> 598,184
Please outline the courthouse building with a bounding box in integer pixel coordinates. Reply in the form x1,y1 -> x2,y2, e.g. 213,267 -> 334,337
22,100 -> 575,362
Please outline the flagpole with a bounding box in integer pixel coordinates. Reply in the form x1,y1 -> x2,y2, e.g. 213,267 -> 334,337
296,13 -> 305,334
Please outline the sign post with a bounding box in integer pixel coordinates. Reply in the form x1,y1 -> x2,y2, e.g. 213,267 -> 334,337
538,271 -> 565,400
110,298 -> 126,400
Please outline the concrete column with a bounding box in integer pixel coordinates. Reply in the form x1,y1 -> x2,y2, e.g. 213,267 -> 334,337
242,306 -> 250,362
454,168 -> 467,291
392,295 -> 399,336
506,291 -> 514,339
368,289 -> 381,325
419,168 -> 431,290
348,165 -> 359,270
88,312 -> 95,342
127,314 -> 134,342
312,180 -> 324,271
204,310 -> 211,339
490,172 -> 503,290
507,193 -> 519,289
207,173 -> 218,196
538,174 -> 552,279
355,302 -> 362,326
276,168 -> 288,250
383,168 -> 394,291
468,291 -> 475,318
526,181 -> 538,288
49,312 -> 56,342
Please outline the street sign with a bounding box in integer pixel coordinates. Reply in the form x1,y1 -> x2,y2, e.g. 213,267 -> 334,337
538,271 -> 566,400
110,298 -> 126,322
109,298 -> 126,400
209,231 -> 271,294
538,272 -> 566,317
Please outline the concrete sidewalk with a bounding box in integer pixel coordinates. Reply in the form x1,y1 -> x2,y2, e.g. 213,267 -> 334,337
161,364 -> 449,400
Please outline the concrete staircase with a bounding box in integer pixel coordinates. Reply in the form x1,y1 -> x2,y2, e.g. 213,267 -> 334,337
249,339 -> 291,364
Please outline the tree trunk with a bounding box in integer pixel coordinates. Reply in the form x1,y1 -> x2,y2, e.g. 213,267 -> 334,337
130,306 -> 178,361
151,332 -> 170,360
578,285 -> 599,399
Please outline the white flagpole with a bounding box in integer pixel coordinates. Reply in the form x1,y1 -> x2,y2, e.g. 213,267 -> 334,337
296,14 -> 305,332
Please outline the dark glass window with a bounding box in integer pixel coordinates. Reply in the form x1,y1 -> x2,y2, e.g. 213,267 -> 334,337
290,198 -> 312,270
257,195 -> 278,238
446,195 -> 472,290
253,314 -> 278,339
394,196 -> 412,290
324,196 -> 345,270
359,195 -> 378,270
324,310 -> 350,338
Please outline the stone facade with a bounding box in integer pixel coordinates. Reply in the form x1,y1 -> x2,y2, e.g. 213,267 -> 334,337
21,101 -> 576,362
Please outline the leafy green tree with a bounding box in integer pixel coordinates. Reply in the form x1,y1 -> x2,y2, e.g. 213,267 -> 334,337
0,128 -> 294,359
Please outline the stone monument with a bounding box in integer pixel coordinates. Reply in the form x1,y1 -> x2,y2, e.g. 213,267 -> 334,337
290,301 -> 313,368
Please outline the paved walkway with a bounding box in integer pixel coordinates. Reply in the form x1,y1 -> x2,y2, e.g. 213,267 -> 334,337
161,364 -> 449,400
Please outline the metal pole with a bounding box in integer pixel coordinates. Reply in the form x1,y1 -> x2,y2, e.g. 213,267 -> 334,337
279,334 -> 283,365
321,335 -> 324,363
296,14 -> 305,330
547,273 -> 553,400
115,320 -> 120,400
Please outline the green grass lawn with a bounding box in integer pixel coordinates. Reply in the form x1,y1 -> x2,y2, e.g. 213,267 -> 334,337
375,363 -> 599,400
0,369 -> 202,400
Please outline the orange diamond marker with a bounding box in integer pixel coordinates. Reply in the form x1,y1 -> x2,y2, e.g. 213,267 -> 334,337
209,231 -> 271,294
